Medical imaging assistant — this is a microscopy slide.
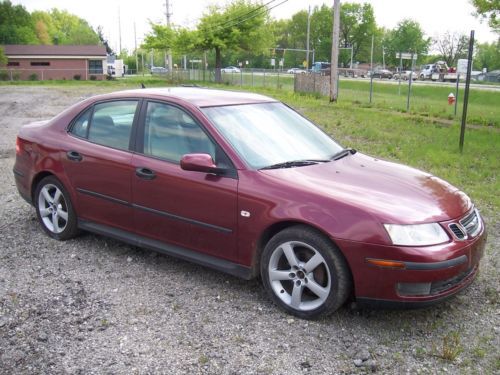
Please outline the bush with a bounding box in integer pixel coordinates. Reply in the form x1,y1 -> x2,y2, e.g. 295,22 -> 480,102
90,75 -> 97,81
13,73 -> 20,81
28,73 -> 38,81
73,74 -> 81,80
0,71 -> 8,81
106,74 -> 114,81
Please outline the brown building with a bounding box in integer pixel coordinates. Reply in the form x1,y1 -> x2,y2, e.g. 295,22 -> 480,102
2,45 -> 107,80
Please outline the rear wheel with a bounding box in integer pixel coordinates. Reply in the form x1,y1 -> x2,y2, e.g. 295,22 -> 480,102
261,225 -> 352,319
35,176 -> 79,240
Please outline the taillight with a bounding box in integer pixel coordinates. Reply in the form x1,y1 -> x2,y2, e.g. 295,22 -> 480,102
15,137 -> 21,155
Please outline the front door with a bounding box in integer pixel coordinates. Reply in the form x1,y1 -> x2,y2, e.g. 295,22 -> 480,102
131,101 -> 239,261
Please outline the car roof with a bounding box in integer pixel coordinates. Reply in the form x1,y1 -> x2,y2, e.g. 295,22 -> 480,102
117,87 -> 277,108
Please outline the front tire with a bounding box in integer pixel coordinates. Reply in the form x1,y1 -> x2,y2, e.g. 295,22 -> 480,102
35,176 -> 79,240
261,225 -> 352,319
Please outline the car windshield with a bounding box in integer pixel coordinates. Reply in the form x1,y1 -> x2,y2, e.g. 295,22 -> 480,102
202,102 -> 343,169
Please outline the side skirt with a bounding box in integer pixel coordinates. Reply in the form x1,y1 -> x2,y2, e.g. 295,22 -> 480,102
78,219 -> 254,280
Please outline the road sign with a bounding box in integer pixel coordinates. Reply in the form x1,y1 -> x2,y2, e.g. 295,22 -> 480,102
189,59 -> 202,63
457,59 -> 469,75
271,58 -> 275,66
396,52 -> 418,60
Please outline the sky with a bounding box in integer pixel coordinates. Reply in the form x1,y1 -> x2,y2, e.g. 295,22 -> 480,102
15,0 -> 498,52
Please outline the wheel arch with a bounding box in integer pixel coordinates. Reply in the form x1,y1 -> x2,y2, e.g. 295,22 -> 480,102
253,220 -> 354,285
31,171 -> 55,203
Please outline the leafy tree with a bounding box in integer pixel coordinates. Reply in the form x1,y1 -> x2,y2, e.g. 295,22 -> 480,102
0,46 -> 7,65
433,32 -> 469,66
474,40 -> 500,70
196,0 -> 271,81
309,5 -> 332,63
47,9 -> 99,45
339,3 -> 377,66
0,0 -> 38,44
471,0 -> 499,32
142,23 -> 176,51
384,19 -> 431,67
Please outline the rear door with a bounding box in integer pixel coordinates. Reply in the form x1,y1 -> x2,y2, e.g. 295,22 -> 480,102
130,100 -> 239,261
62,99 -> 140,230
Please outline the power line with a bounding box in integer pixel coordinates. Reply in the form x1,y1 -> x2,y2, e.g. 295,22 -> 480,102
207,0 -> 278,31
203,0 -> 288,33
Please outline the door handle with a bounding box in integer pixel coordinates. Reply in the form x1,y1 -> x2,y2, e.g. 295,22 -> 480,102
66,150 -> 82,162
135,167 -> 156,180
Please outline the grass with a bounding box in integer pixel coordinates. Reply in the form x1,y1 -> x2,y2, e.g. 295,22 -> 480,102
2,76 -> 498,219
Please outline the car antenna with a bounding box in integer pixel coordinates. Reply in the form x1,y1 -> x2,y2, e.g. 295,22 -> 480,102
141,83 -> 146,89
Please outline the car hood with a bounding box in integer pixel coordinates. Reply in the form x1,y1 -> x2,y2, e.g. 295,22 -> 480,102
260,152 -> 471,224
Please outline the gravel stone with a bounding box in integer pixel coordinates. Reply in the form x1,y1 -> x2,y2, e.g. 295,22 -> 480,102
0,86 -> 498,374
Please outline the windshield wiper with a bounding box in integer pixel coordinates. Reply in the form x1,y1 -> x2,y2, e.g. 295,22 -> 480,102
330,148 -> 356,161
260,159 -> 329,170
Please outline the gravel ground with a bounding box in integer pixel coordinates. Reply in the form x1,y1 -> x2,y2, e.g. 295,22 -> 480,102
0,86 -> 498,374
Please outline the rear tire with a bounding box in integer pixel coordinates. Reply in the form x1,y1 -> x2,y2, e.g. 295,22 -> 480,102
261,225 -> 352,319
35,176 -> 79,240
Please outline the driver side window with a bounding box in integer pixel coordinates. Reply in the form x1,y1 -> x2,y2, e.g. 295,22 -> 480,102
143,102 -> 217,163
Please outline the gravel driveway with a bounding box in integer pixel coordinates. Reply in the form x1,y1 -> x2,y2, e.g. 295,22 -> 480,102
0,86 -> 498,374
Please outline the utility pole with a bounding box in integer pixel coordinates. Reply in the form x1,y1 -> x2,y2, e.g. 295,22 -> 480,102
330,0 -> 340,102
134,22 -> 138,74
165,0 -> 173,76
118,6 -> 122,54
306,6 -> 311,69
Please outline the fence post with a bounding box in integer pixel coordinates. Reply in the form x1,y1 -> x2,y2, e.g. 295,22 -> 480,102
263,70 -> 266,87
277,70 -> 280,89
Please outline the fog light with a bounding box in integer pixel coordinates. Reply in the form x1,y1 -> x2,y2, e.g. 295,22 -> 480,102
397,282 -> 431,296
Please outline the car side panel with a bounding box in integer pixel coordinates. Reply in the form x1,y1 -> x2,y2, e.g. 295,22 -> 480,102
60,135 -> 134,231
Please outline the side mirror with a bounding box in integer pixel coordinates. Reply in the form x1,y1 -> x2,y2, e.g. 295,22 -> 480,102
180,153 -> 225,175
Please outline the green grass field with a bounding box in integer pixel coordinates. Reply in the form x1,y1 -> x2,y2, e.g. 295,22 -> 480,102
1,76 -> 497,219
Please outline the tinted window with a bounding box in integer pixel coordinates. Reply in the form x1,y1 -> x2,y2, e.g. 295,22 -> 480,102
89,60 -> 103,74
70,108 -> 91,138
143,102 -> 216,163
87,101 -> 138,150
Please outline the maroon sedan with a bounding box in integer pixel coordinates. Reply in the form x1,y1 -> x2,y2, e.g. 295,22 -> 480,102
13,87 -> 486,319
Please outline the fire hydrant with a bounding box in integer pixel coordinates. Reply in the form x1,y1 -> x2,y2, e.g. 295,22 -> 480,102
448,93 -> 456,105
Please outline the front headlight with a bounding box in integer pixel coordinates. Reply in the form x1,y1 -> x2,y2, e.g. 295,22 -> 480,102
383,223 -> 449,246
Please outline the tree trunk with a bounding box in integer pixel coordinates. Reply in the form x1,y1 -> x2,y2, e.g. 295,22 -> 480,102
215,47 -> 222,83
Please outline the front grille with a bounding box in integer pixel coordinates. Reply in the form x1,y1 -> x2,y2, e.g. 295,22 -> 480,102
460,209 -> 481,238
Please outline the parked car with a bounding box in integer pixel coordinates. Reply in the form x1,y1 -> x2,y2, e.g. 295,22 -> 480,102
14,87 -> 486,319
151,66 -> 168,75
393,70 -> 417,80
371,69 -> 393,79
221,66 -> 241,73
287,67 -> 307,74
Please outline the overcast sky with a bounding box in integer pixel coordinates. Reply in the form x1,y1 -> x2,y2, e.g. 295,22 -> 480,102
15,0 -> 498,52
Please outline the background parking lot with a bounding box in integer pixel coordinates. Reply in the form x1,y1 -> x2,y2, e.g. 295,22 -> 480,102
0,86 -> 498,374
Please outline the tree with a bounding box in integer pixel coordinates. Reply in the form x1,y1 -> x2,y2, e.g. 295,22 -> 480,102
142,23 -> 177,51
0,0 -> 38,44
433,32 -> 468,66
474,40 -> 500,70
97,26 -> 114,55
0,46 -> 7,65
196,0 -> 271,81
471,0 -> 500,32
339,2 -> 377,66
384,19 -> 431,67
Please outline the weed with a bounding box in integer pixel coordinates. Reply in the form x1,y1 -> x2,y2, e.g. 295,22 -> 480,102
198,354 -> 209,365
433,331 -> 462,362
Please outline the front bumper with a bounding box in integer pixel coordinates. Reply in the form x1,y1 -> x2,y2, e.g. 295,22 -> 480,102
335,219 -> 487,306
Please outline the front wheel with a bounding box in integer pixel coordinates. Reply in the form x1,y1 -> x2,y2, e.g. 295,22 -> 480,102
35,176 -> 79,240
261,226 -> 352,319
